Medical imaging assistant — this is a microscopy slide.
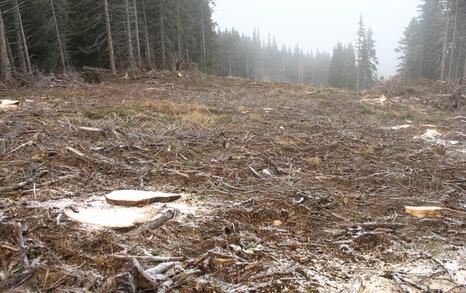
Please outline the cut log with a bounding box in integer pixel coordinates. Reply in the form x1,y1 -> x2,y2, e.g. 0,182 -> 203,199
64,206 -> 159,228
405,206 -> 443,218
105,190 -> 181,207
83,66 -> 112,73
79,126 -> 102,132
0,99 -> 19,109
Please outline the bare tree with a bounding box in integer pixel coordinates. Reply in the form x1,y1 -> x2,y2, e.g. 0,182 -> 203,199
464,51 -> 466,80
50,0 -> 66,71
440,0 -> 450,80
159,0 -> 166,69
124,0 -> 136,71
11,0 -> 31,74
200,0 -> 207,71
103,0 -> 116,75
176,0 -> 182,59
448,0 -> 459,79
133,0 -> 142,66
0,6 -> 12,84
141,0 -> 152,67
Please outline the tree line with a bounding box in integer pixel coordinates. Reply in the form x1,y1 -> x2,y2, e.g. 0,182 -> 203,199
0,0 -> 215,84
397,0 -> 466,80
0,0 -> 382,90
215,16 -> 379,90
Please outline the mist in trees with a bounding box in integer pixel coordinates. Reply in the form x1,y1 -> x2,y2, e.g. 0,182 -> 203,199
397,0 -> 466,80
214,29 -> 331,86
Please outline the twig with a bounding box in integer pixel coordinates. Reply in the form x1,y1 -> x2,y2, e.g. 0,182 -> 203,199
111,255 -> 184,262
0,170 -> 48,193
7,140 -> 33,155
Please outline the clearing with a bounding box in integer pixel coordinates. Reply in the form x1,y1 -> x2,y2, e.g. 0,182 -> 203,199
1,73 -> 465,292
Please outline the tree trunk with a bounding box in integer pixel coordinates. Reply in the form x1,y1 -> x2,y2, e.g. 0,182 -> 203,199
176,0 -> 182,59
124,0 -> 136,72
11,0 -> 26,73
200,0 -> 207,72
141,0 -> 152,67
0,7 -> 12,84
440,0 -> 450,80
448,0 -> 459,79
103,0 -> 116,75
464,50 -> 466,80
50,0 -> 66,71
133,0 -> 142,66
12,0 -> 31,73
159,0 -> 166,69
6,32 -> 14,74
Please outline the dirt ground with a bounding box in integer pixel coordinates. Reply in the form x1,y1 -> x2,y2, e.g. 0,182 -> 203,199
1,73 -> 465,292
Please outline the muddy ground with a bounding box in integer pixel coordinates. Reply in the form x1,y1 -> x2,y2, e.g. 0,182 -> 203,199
0,73 -> 465,292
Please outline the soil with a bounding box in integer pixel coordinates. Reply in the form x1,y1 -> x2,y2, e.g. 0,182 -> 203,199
0,73 -> 465,292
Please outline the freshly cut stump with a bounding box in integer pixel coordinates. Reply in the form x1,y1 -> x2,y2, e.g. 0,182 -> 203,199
105,190 -> 182,207
64,206 -> 158,228
405,206 -> 443,218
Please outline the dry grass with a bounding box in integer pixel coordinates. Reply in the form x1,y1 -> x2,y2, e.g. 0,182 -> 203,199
86,99 -> 216,127
304,156 -> 322,166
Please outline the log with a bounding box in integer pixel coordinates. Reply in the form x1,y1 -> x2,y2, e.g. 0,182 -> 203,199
0,170 -> 48,193
105,190 -> 181,207
82,66 -> 111,73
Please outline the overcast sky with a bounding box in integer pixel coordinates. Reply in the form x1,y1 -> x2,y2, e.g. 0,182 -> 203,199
213,0 -> 420,78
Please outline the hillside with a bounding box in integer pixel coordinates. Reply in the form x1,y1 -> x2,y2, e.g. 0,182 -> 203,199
1,74 -> 465,292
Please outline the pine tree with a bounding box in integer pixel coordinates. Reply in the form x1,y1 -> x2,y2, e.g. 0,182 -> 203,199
396,18 -> 423,79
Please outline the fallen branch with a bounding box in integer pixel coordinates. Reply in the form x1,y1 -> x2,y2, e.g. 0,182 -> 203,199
110,255 -> 184,262
0,170 -> 48,193
130,209 -> 176,235
7,140 -> 33,155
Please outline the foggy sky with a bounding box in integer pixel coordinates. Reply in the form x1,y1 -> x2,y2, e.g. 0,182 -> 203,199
213,0 -> 420,78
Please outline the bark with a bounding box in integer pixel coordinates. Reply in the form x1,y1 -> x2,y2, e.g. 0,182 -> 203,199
0,7 -> 12,84
50,0 -> 66,71
159,0 -> 166,69
133,0 -> 141,66
440,0 -> 450,80
103,0 -> 116,75
124,0 -> 136,71
448,0 -> 459,79
141,0 -> 152,67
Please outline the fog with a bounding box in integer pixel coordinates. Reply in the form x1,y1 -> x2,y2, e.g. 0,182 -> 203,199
213,0 -> 420,78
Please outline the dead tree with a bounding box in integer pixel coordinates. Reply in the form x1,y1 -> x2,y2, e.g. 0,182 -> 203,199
464,53 -> 466,80
440,0 -> 451,80
141,0 -> 152,67
103,0 -> 116,75
159,0 -> 166,69
11,0 -> 31,74
448,0 -> 459,80
50,0 -> 66,71
124,0 -> 136,72
133,0 -> 142,66
200,0 -> 207,71
0,6 -> 12,84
